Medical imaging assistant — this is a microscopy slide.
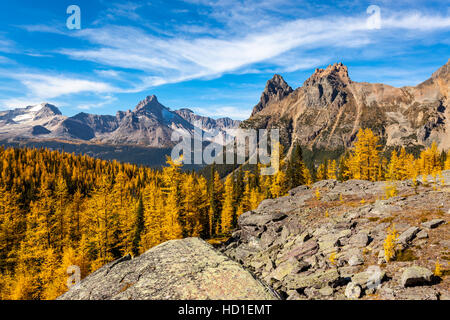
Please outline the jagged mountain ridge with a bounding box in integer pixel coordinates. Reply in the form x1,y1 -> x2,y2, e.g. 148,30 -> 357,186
175,108 -> 241,134
0,95 -> 241,148
243,59 -> 450,154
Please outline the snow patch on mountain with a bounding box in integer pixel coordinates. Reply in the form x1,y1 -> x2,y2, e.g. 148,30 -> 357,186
13,113 -> 33,123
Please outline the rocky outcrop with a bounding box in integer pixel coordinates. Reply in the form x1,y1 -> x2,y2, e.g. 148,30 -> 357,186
222,172 -> 450,300
175,108 -> 241,134
59,238 -> 278,300
251,74 -> 293,116
243,59 -> 450,154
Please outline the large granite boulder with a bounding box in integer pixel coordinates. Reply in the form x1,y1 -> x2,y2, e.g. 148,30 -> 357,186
59,238 -> 278,300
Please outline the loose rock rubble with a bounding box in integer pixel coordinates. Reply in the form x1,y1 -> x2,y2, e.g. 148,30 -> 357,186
222,174 -> 450,300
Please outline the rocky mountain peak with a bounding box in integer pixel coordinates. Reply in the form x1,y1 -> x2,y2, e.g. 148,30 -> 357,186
38,103 -> 62,115
431,58 -> 449,80
30,103 -> 62,121
251,74 -> 293,116
133,95 -> 163,114
176,108 -> 195,116
242,59 -> 450,153
304,62 -> 351,87
300,62 -> 351,111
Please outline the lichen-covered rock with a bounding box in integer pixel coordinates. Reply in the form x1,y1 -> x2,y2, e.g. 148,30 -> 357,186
319,286 -> 334,296
400,266 -> 434,288
351,269 -> 386,289
270,259 -> 309,281
58,238 -> 278,300
238,210 -> 287,227
345,282 -> 362,299
284,269 -> 340,290
348,254 -> 364,266
415,230 -> 428,239
349,232 -> 370,248
421,219 -> 445,229
277,239 -> 319,264
398,227 -> 420,245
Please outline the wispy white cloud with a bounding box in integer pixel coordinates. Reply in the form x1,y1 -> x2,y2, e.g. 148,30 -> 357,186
93,1 -> 149,25
23,52 -> 53,58
1,97 -> 44,110
75,95 -> 118,110
192,105 -> 252,120
382,12 -> 450,30
57,10 -> 450,90
94,69 -> 122,78
19,24 -> 68,35
16,73 -> 114,99
0,72 -> 116,109
0,37 -> 15,53
3,1 -> 448,116
108,2 -> 143,21
349,65 -> 443,87
0,55 -> 14,64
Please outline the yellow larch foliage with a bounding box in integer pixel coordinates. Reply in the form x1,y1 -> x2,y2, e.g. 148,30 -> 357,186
303,166 -> 313,186
383,225 -> 399,262
2,132 -> 450,300
329,252 -> 337,266
418,142 -> 441,177
445,152 -> 450,170
316,163 -> 327,181
315,188 -> 321,201
346,128 -> 381,181
221,175 -> 235,234
327,160 -> 337,179
434,259 -> 443,277
162,157 -> 184,241
270,168 -> 287,199
384,181 -> 398,199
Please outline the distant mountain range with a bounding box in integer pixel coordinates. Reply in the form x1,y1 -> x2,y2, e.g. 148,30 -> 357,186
243,59 -> 450,157
0,95 -> 241,148
1,59 -> 449,167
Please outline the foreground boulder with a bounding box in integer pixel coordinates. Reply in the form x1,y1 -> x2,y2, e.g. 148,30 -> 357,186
401,266 -> 434,288
59,238 -> 278,300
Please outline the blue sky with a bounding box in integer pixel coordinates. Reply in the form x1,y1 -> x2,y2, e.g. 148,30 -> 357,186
0,0 -> 449,120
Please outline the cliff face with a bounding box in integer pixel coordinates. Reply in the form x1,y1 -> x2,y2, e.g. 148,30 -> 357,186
251,74 -> 293,117
244,59 -> 450,153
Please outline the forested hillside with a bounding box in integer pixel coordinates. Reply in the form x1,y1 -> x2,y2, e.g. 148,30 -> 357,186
0,128 -> 448,299
0,146 -> 279,299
